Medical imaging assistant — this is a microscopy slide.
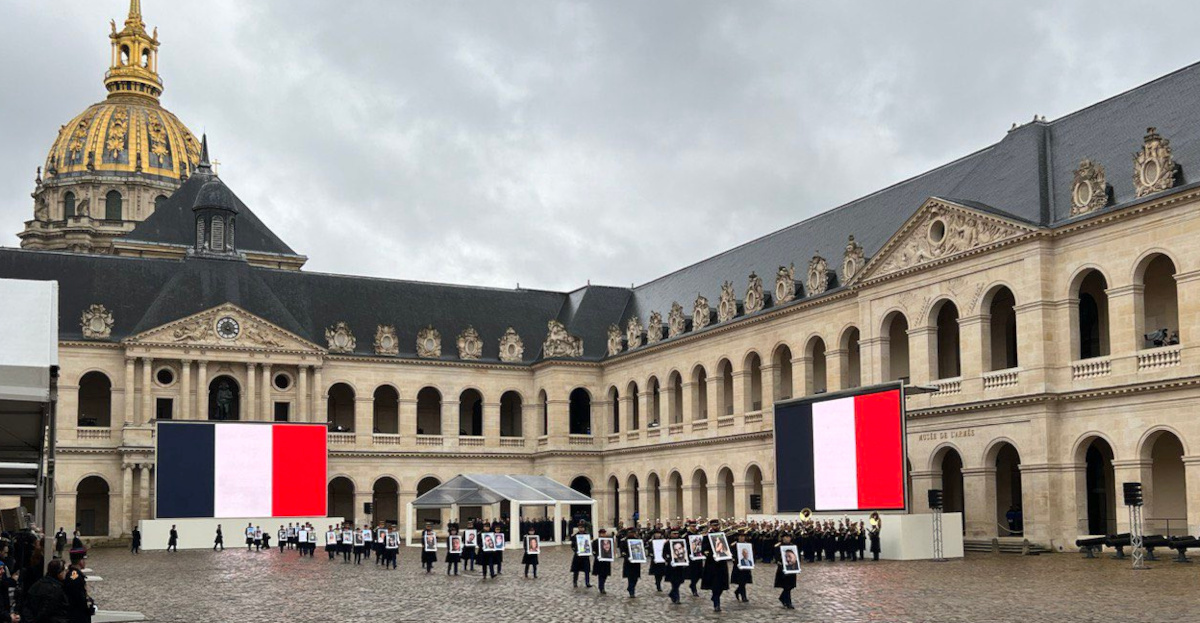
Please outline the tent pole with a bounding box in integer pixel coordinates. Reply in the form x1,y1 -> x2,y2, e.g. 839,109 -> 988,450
553,503 -> 562,544
510,503 -> 520,550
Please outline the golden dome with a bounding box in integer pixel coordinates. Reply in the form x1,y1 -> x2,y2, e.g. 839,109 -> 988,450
44,97 -> 200,183
42,0 -> 200,184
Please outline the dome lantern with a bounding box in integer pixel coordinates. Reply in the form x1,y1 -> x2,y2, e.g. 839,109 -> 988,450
106,0 -> 163,102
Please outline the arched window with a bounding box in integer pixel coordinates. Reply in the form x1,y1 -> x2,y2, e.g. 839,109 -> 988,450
648,377 -> 661,426
841,327 -> 862,388
154,194 -> 168,212
77,371 -> 112,427
626,381 -> 640,430
569,388 -> 591,435
883,311 -> 910,382
105,190 -> 123,220
1137,255 -> 1180,349
373,385 -> 399,434
933,301 -> 962,379
608,387 -> 620,433
668,372 -> 683,424
416,387 -> 442,435
326,383 -> 355,431
120,45 -> 131,66
772,345 -> 793,400
987,288 -> 1019,371
499,391 -> 522,437
141,48 -> 151,68
744,353 -> 762,411
691,366 -> 707,420
806,338 -> 827,394
717,359 -> 735,416
1076,270 -> 1110,359
538,390 -> 548,436
459,389 -> 483,436
63,192 -> 76,218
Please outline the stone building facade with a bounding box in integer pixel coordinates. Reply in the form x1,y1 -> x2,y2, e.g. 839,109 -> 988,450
7,2 -> 1200,551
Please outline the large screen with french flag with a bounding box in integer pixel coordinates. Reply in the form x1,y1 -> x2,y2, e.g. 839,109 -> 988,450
774,385 -> 906,513
156,421 -> 327,519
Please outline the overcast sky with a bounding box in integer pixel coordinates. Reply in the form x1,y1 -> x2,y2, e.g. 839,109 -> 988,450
2,1 -> 1199,291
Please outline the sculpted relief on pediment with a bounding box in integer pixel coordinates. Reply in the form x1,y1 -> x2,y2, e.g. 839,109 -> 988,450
126,304 -> 319,352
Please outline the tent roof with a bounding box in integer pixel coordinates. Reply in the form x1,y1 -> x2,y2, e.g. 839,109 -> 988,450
411,474 -> 594,508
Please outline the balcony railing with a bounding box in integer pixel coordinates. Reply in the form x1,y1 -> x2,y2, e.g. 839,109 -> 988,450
568,434 -> 594,446
932,377 -> 962,396
646,428 -> 661,439
499,437 -> 525,448
667,424 -> 683,436
415,435 -> 444,447
372,433 -> 402,446
460,436 -> 485,447
717,416 -> 735,428
1072,357 -> 1111,380
744,411 -> 763,424
1137,344 -> 1182,371
982,368 -> 1020,390
76,427 -> 111,440
607,433 -> 621,444
327,432 -> 356,445
691,421 -> 708,432
625,431 -> 640,441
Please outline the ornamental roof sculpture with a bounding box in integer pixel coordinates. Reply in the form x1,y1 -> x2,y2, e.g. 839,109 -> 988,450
81,304 -> 114,340
498,327 -> 525,363
692,294 -> 712,331
607,324 -> 624,356
774,263 -> 797,304
646,311 -> 664,344
807,255 -> 830,296
457,325 -> 483,360
625,316 -> 644,349
1133,127 -> 1178,197
325,321 -> 355,353
1071,159 -> 1109,215
374,325 -> 399,355
841,235 -> 865,283
667,301 -> 687,338
543,320 -> 583,358
416,325 -> 441,358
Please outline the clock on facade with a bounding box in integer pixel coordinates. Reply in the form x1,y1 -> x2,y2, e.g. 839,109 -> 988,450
216,316 -> 240,340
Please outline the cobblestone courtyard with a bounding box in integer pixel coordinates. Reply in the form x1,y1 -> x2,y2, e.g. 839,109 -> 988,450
81,546 -> 1200,623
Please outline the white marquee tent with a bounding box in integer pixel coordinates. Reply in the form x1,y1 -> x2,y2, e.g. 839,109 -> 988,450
407,474 -> 594,547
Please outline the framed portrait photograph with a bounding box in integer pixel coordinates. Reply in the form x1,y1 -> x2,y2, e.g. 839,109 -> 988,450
423,534 -> 437,552
254,528 -> 262,539
526,535 -> 540,554
575,534 -> 593,556
354,532 -> 364,546
308,531 -> 317,544
708,532 -> 732,561
735,542 -> 755,569
326,531 -> 337,546
780,545 -> 801,575
362,529 -> 372,542
449,535 -> 463,554
651,539 -> 667,563
385,533 -> 399,549
342,530 -> 353,543
669,539 -> 690,567
597,537 -> 615,562
495,533 -> 506,549
688,534 -> 706,560
377,528 -> 387,542
481,533 -> 497,552
464,530 -> 477,547
627,539 -> 647,564
298,529 -> 308,542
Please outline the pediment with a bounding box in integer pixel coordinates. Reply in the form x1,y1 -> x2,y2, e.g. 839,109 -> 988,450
125,303 -> 323,352
856,198 -> 1039,283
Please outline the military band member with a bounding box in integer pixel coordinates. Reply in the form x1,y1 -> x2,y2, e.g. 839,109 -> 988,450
730,530 -> 753,603
521,527 -> 539,578
65,547 -> 90,623
570,525 -> 592,588
773,533 -> 796,610
869,513 -> 882,561
619,527 -> 640,598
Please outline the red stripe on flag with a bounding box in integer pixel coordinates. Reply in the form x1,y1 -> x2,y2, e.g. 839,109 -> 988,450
272,425 -> 327,517
853,390 -> 904,509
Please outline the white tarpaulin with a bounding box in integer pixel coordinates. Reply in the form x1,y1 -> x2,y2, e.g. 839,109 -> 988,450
0,278 -> 58,402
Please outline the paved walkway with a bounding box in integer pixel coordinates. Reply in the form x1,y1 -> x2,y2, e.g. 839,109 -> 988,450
84,546 -> 1200,622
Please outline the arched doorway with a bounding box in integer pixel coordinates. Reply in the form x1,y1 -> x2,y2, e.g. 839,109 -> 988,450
841,327 -> 862,389
716,468 -> 735,517
691,470 -> 709,518
75,476 -> 110,536
991,443 -> 1023,536
208,375 -> 240,420
883,311 -> 910,382
500,391 -> 523,437
1075,270 -> 1110,359
646,473 -> 662,520
667,471 -> 684,518
570,476 -> 593,527
932,300 -> 962,379
327,383 -> 355,431
744,353 -> 763,411
1145,430 -> 1188,536
692,366 -> 709,420
805,337 -> 827,394
626,381 -> 640,430
986,287 -> 1019,371
608,476 -> 620,528
937,448 -> 964,527
372,477 -> 399,524
668,372 -> 684,424
717,360 -> 734,417
416,477 -> 442,527
327,476 -> 355,523
745,465 -> 764,513
77,371 -> 112,427
626,474 -> 640,524
608,387 -> 621,433
1080,438 -> 1116,535
416,387 -> 441,435
459,389 -> 483,436
373,386 -> 399,434
569,388 -> 591,435
1137,255 -> 1180,349
772,345 -> 793,401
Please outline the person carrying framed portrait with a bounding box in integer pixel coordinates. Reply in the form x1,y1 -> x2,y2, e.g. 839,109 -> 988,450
462,528 -> 477,572
570,528 -> 593,589
731,535 -> 754,604
420,525 -> 438,573
665,533 -> 690,604
341,528 -> 353,562
446,528 -> 462,576
522,530 -> 540,578
592,530 -> 614,594
649,531 -> 668,592
621,529 -> 645,598
774,533 -> 799,610
384,530 -> 399,570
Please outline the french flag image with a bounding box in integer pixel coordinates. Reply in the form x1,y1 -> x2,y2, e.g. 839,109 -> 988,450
775,387 -> 906,512
156,422 -> 327,519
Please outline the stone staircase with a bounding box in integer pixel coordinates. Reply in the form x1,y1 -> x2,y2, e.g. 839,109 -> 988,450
964,536 -> 1049,555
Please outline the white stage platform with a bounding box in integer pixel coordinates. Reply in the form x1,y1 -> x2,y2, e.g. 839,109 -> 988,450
750,512 -> 964,560
137,517 -> 342,551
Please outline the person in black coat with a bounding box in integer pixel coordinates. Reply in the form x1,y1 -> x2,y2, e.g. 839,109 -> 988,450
773,534 -> 797,609
419,524 -> 438,573
129,528 -> 141,555
167,526 -> 178,552
24,559 -> 69,623
685,527 -> 704,597
521,527 -> 539,578
65,549 -> 91,623
647,529 -> 667,592
869,513 -> 882,561
619,527 -> 641,598
244,523 -> 255,551
477,524 -> 496,579
445,527 -> 461,575
664,529 -> 686,605
568,526 -> 592,588
730,530 -> 753,603
591,529 -> 612,594
699,520 -> 730,612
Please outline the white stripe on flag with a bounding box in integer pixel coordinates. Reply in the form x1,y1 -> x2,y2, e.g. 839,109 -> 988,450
810,396 -> 859,510
214,423 -> 273,517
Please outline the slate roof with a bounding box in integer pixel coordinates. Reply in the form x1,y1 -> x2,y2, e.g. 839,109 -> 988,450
5,61 -> 1200,362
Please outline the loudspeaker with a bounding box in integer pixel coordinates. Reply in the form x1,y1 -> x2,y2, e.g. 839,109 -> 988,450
363,502 -> 374,515
927,489 -> 944,510
1122,482 -> 1143,507
749,494 -> 762,511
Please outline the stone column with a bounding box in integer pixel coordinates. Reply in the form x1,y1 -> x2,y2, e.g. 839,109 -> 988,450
1106,284 -> 1140,359
399,397 -> 418,439
121,463 -> 133,536
961,466 -> 996,539
860,336 -> 885,387
1018,463 -> 1055,546
245,362 -> 257,421
731,371 -> 747,416
733,483 -> 750,518
312,367 -> 324,423
681,485 -> 695,519
180,360 -> 191,421
908,469 -> 940,514
297,366 -> 309,423
441,397 -> 458,440
149,466 -> 157,520
546,398 -> 569,443
1183,456 -> 1200,537
959,314 -> 988,390
706,484 -> 722,519
679,381 -> 694,425
483,401 -> 501,447
620,394 -> 636,432
261,363 -> 273,421
705,376 -> 719,421
353,492 -> 372,526
123,358 -> 135,426
138,464 -> 151,522
1174,270 -> 1200,346
908,326 -> 936,386
141,357 -> 153,425
794,354 -> 812,397
635,391 -> 650,430
759,364 -> 776,413
197,361 -> 208,420
352,397 -> 372,437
